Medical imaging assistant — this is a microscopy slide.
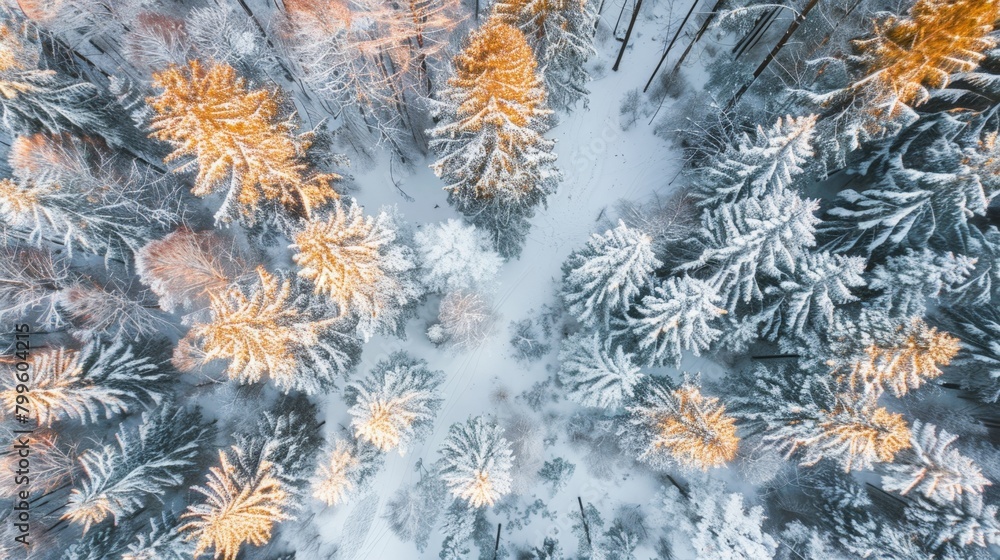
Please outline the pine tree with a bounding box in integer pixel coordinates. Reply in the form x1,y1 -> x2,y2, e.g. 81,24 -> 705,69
941,306 -> 1000,403
0,23 -> 133,147
726,363 -> 830,441
148,60 -> 339,223
438,416 -> 515,508
492,0 -> 599,111
618,275 -> 726,367
124,511 -> 194,560
0,245 -> 67,327
693,114 -> 817,206
812,0 -> 1000,144
344,352 -> 444,454
176,267 -> 355,394
237,401 -> 325,493
136,228 -> 249,313
558,332 -> 642,409
681,189 -> 820,309
561,220 -> 661,329
180,448 -> 290,560
626,378 -> 739,471
63,404 -> 212,531
428,17 -> 560,257
845,318 -> 960,398
687,485 -> 778,559
757,251 -> 866,341
0,338 -> 168,426
819,156 -> 995,257
809,470 -> 924,558
906,492 -> 1000,552
779,391 -> 911,472
0,133 -> 177,263
433,289 -> 499,350
291,198 -> 421,341
414,219 -> 504,293
881,421 -> 990,503
383,462 -> 448,551
310,437 -> 383,506
868,249 -> 976,319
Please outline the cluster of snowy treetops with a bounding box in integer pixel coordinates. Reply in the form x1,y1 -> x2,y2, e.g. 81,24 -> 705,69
0,0 -> 999,558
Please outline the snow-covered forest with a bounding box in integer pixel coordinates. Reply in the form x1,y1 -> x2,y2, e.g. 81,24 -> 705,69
0,0 -> 999,558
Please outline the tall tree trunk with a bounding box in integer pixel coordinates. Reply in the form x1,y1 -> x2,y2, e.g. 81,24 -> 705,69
726,0 -> 822,110
613,0 -> 644,71
693,0 -> 728,42
644,0 -> 699,92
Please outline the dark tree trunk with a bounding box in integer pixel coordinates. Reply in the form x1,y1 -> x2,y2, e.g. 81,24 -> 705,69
727,0 -> 822,110
613,0 -> 643,71
644,0 -> 699,91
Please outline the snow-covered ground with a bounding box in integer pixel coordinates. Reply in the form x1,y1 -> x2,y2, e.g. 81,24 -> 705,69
312,5 -> 730,557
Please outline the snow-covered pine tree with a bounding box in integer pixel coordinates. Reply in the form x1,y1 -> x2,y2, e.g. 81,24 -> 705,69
680,188 -> 820,310
0,23 -> 135,147
236,401 -> 324,494
438,499 -> 477,559
0,337 -> 169,426
180,447 -> 290,560
136,228 -> 249,314
726,363 -> 829,440
881,420 -> 990,504
776,390 -> 911,473
625,377 -> 739,471
803,0 -> 1000,150
433,289 -> 499,350
344,352 -> 444,454
616,275 -> 725,367
0,133 -> 177,263
148,59 -> 340,224
124,511 -> 194,560
561,220 -> 661,330
809,470 -> 925,558
941,306 -> 1000,403
311,437 -> 383,506
428,16 -> 560,258
0,245 -> 67,327
905,492 -> 1000,554
844,318 -> 960,398
756,251 -> 866,341
63,404 -> 212,531
175,267 -> 358,394
868,249 -> 976,319
819,157 -> 995,257
438,416 -> 515,508
686,483 -> 778,559
558,332 -> 642,409
693,114 -> 817,207
291,198 -> 421,341
492,0 -> 599,111
414,219 -> 504,293
383,461 -> 448,551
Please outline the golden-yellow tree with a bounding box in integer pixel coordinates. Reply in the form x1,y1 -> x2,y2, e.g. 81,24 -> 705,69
840,0 -> 1000,133
787,392 -> 911,473
175,267 -> 335,392
629,381 -> 739,471
180,449 -> 289,560
845,319 -> 960,397
291,198 -> 418,340
428,17 -> 558,205
148,60 -> 339,223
